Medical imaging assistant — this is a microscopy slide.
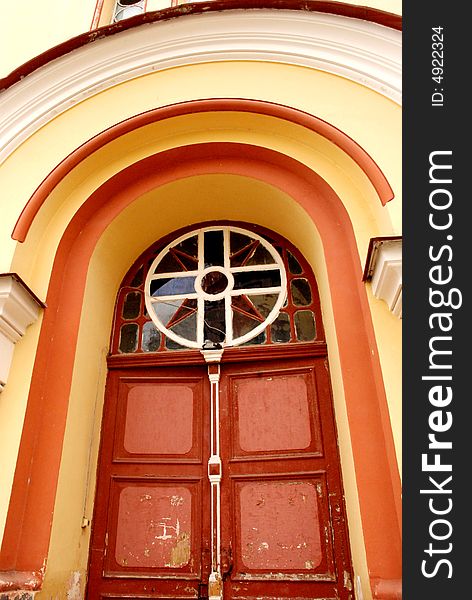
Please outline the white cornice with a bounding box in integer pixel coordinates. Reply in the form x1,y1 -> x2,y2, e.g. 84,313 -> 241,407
0,9 -> 401,164
0,275 -> 44,391
365,238 -> 402,318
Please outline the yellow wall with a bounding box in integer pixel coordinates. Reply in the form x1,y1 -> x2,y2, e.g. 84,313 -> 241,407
1,2 -> 401,77
0,0 -> 97,77
0,59 -> 400,600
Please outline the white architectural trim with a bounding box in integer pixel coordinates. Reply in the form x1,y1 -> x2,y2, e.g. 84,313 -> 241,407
0,9 -> 401,164
0,275 -> 44,391
364,238 -> 402,318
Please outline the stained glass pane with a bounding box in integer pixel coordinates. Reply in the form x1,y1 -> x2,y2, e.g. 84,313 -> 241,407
150,276 -> 196,297
152,299 -> 184,327
122,291 -> 141,319
294,310 -> 316,341
201,271 -> 228,295
287,250 -> 303,274
119,323 -> 138,353
174,235 -> 198,260
242,330 -> 267,346
291,278 -> 312,306
230,232 -> 256,267
271,312 -> 291,343
204,300 -> 226,343
233,308 -> 259,339
169,312 -> 197,342
130,265 -> 144,287
154,252 -> 185,274
230,231 -> 252,254
233,270 -> 281,290
204,230 -> 224,267
166,298 -> 197,328
246,243 -> 276,266
142,321 -> 161,352
247,294 -> 278,318
165,336 -> 186,350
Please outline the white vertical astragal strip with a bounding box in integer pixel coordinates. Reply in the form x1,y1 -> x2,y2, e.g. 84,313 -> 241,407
201,348 -> 224,599
223,228 -> 232,345
197,229 -> 205,347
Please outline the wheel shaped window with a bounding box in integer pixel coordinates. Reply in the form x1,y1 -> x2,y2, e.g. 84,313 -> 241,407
144,226 -> 287,349
111,223 -> 323,355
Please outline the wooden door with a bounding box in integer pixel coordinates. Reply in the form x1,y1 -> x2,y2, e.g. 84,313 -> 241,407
219,356 -> 353,600
87,365 -> 212,599
87,354 -> 353,600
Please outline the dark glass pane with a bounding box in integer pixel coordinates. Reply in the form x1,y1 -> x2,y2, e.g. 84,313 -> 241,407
246,243 -> 276,266
232,308 -> 259,339
204,230 -> 224,267
287,250 -> 303,274
233,269 -> 281,290
169,312 -> 197,342
130,265 -> 144,287
271,312 -> 291,343
247,293 -> 278,318
119,323 -> 138,353
122,291 -> 141,319
204,300 -> 226,343
150,276 -> 196,297
230,232 -> 257,267
174,235 -> 198,260
230,231 -> 252,254
201,271 -> 228,295
294,310 -> 316,341
241,330 -> 266,346
142,321 -> 161,352
232,295 -> 263,321
154,252 -> 185,274
291,278 -> 312,306
165,336 -> 186,350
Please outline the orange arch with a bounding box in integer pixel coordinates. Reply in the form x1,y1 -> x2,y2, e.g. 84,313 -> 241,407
1,142 -> 401,597
12,99 -> 394,243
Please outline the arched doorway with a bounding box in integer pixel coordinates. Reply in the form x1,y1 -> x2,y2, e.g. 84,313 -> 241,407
87,222 -> 354,600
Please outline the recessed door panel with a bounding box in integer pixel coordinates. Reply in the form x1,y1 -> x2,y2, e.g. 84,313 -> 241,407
113,377 -> 204,463
229,368 -> 323,461
104,479 -> 201,578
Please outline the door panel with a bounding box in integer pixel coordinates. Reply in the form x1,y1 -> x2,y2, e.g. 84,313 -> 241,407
87,367 -> 211,600
220,358 -> 352,600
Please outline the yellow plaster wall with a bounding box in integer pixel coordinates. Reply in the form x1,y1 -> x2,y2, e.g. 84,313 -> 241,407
1,61 -> 401,277
36,174 -> 371,599
0,1 -> 97,77
0,315 -> 43,544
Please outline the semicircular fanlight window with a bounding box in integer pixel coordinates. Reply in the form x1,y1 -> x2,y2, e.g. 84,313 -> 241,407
144,226 -> 287,349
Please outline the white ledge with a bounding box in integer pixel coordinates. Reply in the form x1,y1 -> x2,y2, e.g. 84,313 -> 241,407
0,274 -> 44,391
364,238 -> 402,318
0,9 -> 401,164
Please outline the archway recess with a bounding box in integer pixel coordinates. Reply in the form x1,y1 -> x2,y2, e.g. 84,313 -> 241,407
1,141 -> 401,600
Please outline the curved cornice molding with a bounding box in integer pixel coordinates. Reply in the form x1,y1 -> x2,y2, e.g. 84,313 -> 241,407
12,99 -> 394,242
0,9 -> 401,165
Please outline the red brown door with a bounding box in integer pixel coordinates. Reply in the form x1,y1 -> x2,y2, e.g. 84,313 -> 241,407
219,356 -> 352,600
87,355 -> 353,599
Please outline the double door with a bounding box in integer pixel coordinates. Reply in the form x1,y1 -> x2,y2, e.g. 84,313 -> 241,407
87,355 -> 353,599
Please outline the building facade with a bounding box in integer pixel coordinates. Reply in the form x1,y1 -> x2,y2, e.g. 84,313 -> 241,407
0,2 -> 402,599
